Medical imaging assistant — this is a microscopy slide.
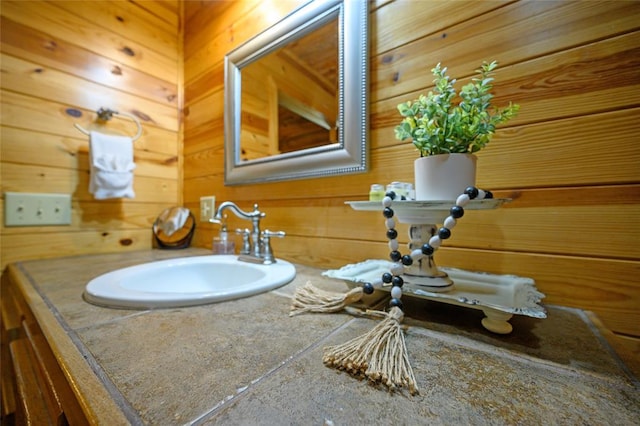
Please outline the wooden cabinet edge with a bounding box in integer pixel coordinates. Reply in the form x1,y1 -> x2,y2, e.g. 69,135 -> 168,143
3,264 -> 130,425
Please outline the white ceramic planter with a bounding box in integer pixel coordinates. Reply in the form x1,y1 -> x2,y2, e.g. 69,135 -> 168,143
414,153 -> 477,201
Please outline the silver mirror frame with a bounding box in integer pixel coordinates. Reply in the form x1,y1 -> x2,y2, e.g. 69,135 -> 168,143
224,0 -> 368,185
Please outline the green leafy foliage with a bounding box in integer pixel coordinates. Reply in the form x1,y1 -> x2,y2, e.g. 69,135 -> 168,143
394,61 -> 519,157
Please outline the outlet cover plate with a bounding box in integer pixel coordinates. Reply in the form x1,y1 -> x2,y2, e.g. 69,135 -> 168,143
5,192 -> 72,226
200,196 -> 216,222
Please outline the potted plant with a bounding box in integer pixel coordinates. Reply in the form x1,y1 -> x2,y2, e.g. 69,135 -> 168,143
394,61 -> 519,200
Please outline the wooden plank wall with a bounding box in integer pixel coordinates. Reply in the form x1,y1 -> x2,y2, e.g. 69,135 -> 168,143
0,1 -> 182,268
183,0 -> 640,364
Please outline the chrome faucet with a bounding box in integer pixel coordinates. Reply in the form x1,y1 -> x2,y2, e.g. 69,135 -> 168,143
211,202 -> 285,264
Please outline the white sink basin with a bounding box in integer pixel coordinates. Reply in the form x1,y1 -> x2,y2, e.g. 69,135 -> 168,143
84,255 -> 296,309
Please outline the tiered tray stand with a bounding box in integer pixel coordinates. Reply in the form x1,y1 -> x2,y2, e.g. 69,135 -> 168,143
323,200 -> 546,334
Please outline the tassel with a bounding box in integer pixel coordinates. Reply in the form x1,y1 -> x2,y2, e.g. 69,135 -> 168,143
323,307 -> 418,395
290,281 -> 363,316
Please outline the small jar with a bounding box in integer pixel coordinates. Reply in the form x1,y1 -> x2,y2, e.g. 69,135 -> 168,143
402,182 -> 415,200
386,182 -> 407,199
369,184 -> 385,201
212,237 -> 235,254
386,182 -> 415,200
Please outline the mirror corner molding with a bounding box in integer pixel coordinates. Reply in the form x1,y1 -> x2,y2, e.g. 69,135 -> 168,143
224,0 -> 369,185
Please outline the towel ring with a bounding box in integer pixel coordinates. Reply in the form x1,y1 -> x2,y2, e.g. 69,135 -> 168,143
74,108 -> 143,141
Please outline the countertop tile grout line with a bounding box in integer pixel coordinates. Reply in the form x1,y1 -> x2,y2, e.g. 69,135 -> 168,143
189,315 -> 360,425
74,309 -> 152,332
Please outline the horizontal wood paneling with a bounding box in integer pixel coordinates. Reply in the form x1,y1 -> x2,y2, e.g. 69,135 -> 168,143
52,1 -> 179,60
133,1 -> 180,29
372,0 -> 512,55
1,1 -> 181,269
183,0 -> 640,348
1,54 -> 178,131
2,91 -> 178,155
0,16 -> 178,107
191,197 -> 640,260
372,1 -> 640,103
1,230 -> 155,285
2,127 -> 178,180
2,163 -> 177,203
1,0 -> 178,83
183,107 -> 640,197
371,31 -> 640,145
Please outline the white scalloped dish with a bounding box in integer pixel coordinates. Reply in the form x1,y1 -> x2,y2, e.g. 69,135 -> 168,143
323,259 -> 546,334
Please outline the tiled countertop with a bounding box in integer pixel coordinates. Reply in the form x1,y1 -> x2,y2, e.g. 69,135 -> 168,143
14,249 -> 639,425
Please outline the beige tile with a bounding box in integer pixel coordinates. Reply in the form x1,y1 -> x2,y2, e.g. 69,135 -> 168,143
398,296 -> 634,381
77,291 -> 353,424
203,315 -> 640,425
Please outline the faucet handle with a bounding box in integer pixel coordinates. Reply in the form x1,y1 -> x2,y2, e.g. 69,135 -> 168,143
235,228 -> 251,255
262,230 -> 285,239
261,230 -> 285,264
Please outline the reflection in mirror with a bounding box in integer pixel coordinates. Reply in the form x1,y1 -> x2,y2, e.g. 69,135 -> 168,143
240,16 -> 338,161
224,0 -> 368,185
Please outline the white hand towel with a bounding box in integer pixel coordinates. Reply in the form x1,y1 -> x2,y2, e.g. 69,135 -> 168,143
158,207 -> 190,236
89,131 -> 136,200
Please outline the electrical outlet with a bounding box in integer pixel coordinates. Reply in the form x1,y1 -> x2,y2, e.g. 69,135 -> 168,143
4,192 -> 72,226
200,196 -> 216,222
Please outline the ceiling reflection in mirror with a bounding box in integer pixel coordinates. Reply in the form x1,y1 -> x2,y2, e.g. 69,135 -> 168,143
224,0 -> 368,185
240,17 -> 338,161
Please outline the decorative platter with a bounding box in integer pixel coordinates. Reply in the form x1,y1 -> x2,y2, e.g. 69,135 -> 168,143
323,259 -> 546,334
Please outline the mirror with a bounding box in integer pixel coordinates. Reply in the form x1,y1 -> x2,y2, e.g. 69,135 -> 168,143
224,0 -> 368,185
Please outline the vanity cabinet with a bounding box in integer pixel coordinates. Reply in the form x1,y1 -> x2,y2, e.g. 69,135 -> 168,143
1,269 -> 88,425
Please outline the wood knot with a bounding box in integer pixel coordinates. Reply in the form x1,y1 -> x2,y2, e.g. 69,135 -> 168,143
119,238 -> 133,246
120,46 -> 135,57
44,40 -> 57,51
65,108 -> 82,118
111,66 -> 122,75
132,110 -> 151,122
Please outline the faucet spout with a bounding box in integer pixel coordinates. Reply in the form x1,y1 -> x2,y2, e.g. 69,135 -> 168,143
214,202 -> 265,221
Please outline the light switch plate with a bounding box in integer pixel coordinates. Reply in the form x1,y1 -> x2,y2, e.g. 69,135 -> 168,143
200,196 -> 216,222
4,192 -> 72,226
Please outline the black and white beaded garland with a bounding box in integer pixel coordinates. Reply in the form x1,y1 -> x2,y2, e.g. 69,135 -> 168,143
360,186 -> 493,309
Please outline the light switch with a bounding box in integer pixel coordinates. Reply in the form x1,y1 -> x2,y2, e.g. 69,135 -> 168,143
4,192 -> 72,226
